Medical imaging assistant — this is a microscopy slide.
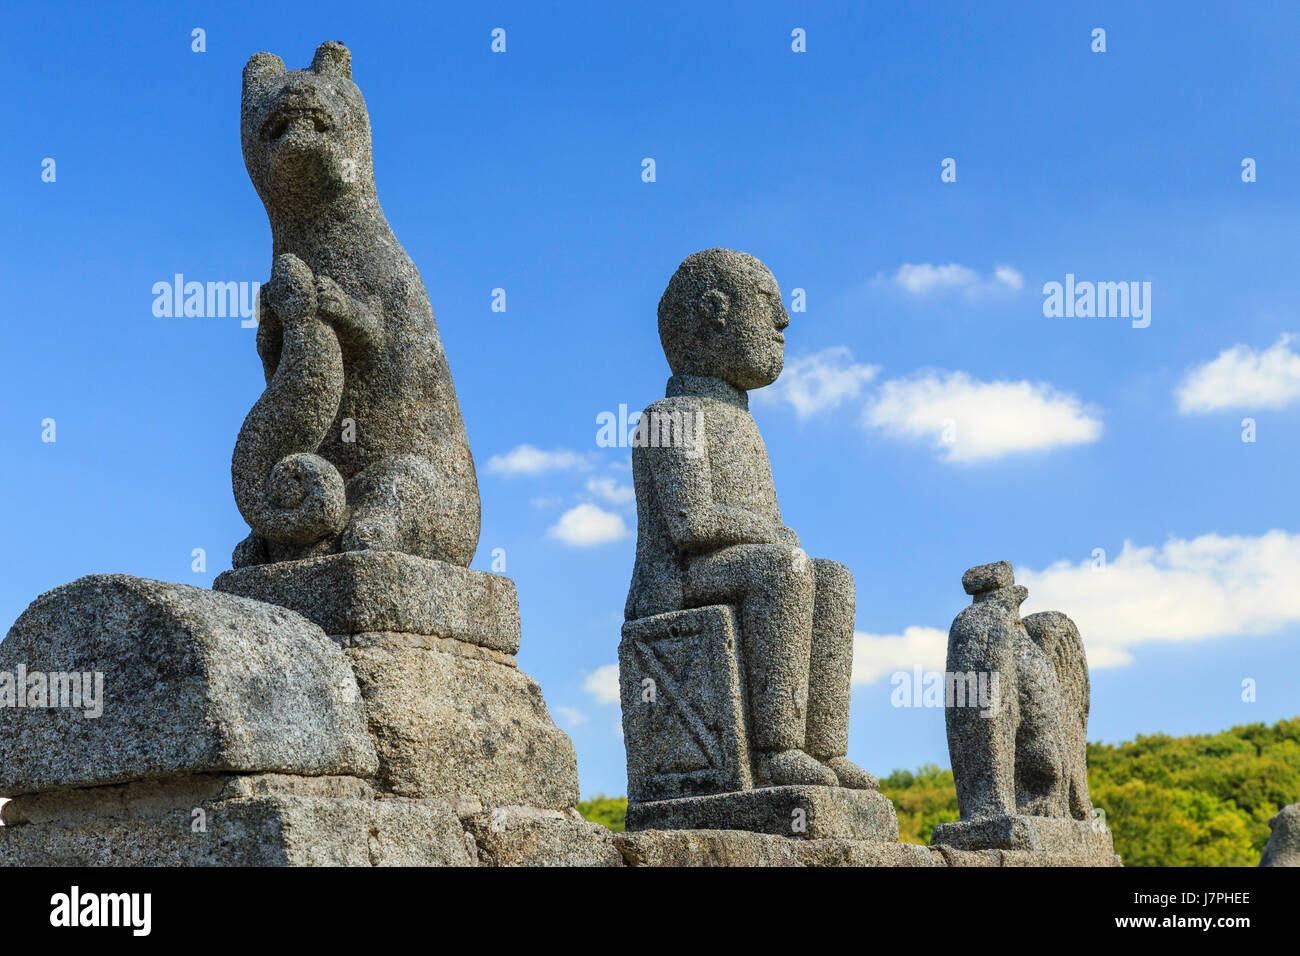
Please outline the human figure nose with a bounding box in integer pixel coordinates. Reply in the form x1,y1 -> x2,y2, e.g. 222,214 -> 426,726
775,302 -> 790,331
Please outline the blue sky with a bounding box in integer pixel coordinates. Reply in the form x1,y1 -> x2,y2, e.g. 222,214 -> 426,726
3,1 -> 1300,798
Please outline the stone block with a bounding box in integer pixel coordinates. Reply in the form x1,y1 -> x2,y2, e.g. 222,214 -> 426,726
626,785 -> 899,842
462,806 -> 623,867
615,829 -> 934,867
0,774 -> 472,866
214,551 -> 520,654
619,605 -> 751,803
0,575 -> 377,796
930,814 -> 1114,855
343,632 -> 579,808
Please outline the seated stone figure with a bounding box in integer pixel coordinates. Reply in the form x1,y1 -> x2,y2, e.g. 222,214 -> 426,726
622,248 -> 874,795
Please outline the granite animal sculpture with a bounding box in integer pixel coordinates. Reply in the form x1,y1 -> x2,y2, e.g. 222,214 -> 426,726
231,41 -> 479,569
1259,803 -> 1300,866
945,561 -> 1094,821
624,248 -> 874,791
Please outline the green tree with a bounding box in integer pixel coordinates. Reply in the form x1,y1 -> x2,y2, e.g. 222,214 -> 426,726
577,794 -> 627,832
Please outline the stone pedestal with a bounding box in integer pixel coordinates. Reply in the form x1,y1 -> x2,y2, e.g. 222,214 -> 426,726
339,631 -> 578,807
213,550 -> 520,652
619,604 -> 900,843
216,551 -> 579,809
930,814 -> 1115,856
0,774 -> 473,866
0,559 -> 611,866
0,773 -> 623,867
627,785 -> 899,841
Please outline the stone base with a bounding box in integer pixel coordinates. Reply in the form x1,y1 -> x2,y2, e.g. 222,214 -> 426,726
930,814 -> 1115,855
615,829 -> 933,866
462,806 -> 623,867
0,776 -> 1118,866
340,631 -> 580,808
613,829 -> 1120,867
0,774 -> 472,866
216,553 -> 581,810
0,774 -> 621,867
626,786 -> 900,842
214,551 -> 521,654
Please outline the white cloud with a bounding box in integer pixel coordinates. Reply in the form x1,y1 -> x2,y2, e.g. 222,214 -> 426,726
548,504 -> 629,546
882,263 -> 1023,297
755,346 -> 879,418
586,476 -> 635,505
993,265 -> 1024,290
863,370 -> 1102,463
554,705 -> 587,728
1019,530 -> 1300,668
584,663 -> 620,704
1176,335 -> 1300,414
851,529 -> 1300,680
486,444 -> 593,477
891,263 -> 979,294
851,626 -> 949,685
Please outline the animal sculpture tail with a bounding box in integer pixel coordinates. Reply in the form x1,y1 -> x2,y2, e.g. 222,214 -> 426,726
231,253 -> 348,551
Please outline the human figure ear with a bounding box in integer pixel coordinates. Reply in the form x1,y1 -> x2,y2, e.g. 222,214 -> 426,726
697,289 -> 729,328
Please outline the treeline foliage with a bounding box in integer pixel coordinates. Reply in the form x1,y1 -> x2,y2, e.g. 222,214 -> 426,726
878,718 -> 1300,866
577,794 -> 627,832
579,719 -> 1300,865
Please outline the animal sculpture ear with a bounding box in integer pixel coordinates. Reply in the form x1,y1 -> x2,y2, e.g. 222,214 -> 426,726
243,52 -> 286,94
312,41 -> 352,79
697,289 -> 730,328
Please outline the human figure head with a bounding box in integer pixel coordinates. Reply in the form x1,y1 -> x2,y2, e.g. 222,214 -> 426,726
657,248 -> 790,390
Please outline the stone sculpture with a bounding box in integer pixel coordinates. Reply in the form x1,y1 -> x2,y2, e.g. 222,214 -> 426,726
931,561 -> 1112,855
232,40 -> 479,569
1259,803 -> 1300,866
0,43 -> 617,868
0,47 -> 1127,868
618,249 -> 897,841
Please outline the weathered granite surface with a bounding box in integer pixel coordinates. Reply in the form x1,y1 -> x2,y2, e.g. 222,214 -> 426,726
619,605 -> 752,802
342,631 -> 579,808
0,775 -> 472,866
627,786 -> 899,841
616,829 -> 934,867
232,41 -> 479,569
0,575 -> 376,796
1260,802 -> 1300,866
462,806 -> 623,867
614,830 -> 1118,867
943,563 -> 1093,820
214,550 -> 520,653
0,774 -> 624,868
621,249 -> 879,826
937,562 -> 1107,854
931,814 -> 1113,855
